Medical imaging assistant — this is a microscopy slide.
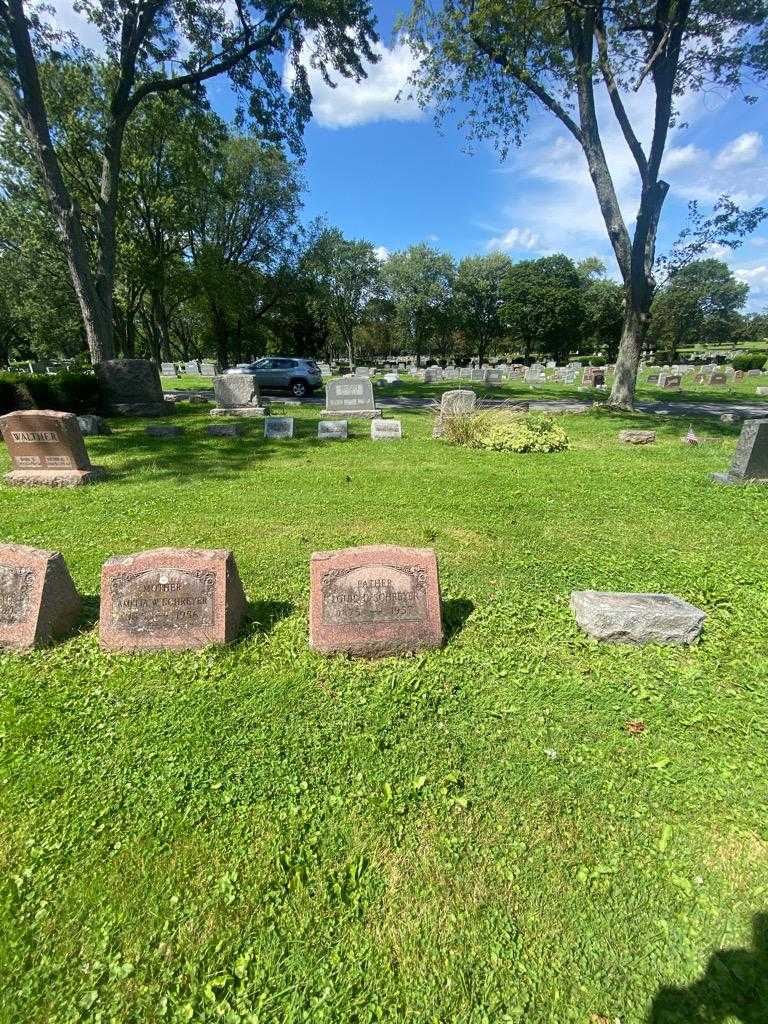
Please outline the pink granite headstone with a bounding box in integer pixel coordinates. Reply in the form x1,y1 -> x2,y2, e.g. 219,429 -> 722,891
309,544 -> 443,657
99,547 -> 247,652
0,543 -> 81,650
0,410 -> 104,487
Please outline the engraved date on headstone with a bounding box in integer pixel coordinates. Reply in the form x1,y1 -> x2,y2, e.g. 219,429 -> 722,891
110,568 -> 216,632
321,564 -> 427,626
0,564 -> 35,626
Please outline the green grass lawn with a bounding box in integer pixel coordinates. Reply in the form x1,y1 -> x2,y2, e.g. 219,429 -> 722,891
164,370 -> 768,409
2,403 -> 768,1023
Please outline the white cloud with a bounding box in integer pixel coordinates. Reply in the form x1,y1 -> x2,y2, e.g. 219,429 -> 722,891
283,38 -> 423,129
662,144 -> 706,172
373,245 -> 390,261
734,264 -> 768,291
714,132 -> 763,169
486,226 -> 540,252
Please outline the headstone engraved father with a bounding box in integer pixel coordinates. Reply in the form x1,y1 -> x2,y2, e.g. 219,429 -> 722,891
100,547 -> 247,651
309,545 -> 443,657
0,410 -> 105,487
325,376 -> 381,419
0,543 -> 81,650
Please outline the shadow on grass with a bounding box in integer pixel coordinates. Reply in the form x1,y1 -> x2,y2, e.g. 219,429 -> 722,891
241,599 -> 295,638
443,598 -> 475,642
648,912 -> 768,1023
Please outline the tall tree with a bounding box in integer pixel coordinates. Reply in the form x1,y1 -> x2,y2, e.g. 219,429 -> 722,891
648,258 -> 749,359
307,228 -> 382,368
501,254 -> 584,363
403,0 -> 768,408
454,252 -> 512,365
382,244 -> 455,366
0,0 -> 378,363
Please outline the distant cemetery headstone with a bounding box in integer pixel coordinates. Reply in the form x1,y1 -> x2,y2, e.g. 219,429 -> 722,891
356,366 -> 373,377
433,389 -> 476,437
0,410 -> 105,487
647,374 -> 660,385
371,418 -> 402,441
100,547 -> 247,652
146,425 -> 184,438
77,414 -> 111,436
424,367 -> 442,383
712,418 -> 768,485
95,359 -> 168,416
211,374 -> 267,417
383,372 -> 399,384
207,423 -> 244,437
265,416 -> 294,439
709,372 -> 727,386
748,369 -> 762,377
662,375 -> 681,390
185,360 -> 201,375
309,545 -> 443,656
160,362 -> 178,377
325,377 -> 380,418
0,543 -> 81,650
733,370 -> 745,381
318,420 -> 348,440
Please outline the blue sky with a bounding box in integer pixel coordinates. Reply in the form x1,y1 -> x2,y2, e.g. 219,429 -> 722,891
54,0 -> 768,309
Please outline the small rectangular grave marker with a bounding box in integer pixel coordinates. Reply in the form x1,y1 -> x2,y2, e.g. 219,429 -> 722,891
318,420 -> 348,440
0,543 -> 81,650
265,416 -> 294,439
371,418 -> 402,440
100,548 -> 247,652
309,545 -> 443,656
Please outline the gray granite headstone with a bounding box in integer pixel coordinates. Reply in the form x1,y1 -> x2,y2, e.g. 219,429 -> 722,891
712,418 -> 768,484
371,418 -> 402,440
325,377 -> 380,418
211,375 -> 267,417
95,359 -> 167,416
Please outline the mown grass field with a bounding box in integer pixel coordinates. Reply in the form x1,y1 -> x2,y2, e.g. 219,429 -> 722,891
1,402 -> 767,1023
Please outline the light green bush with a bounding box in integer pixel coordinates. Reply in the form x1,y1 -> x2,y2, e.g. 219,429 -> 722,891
444,411 -> 569,453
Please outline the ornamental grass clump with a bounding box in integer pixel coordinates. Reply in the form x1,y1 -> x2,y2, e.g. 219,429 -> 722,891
443,408 -> 569,453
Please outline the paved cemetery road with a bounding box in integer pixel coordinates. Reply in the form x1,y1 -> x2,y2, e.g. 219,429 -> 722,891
167,390 -> 767,420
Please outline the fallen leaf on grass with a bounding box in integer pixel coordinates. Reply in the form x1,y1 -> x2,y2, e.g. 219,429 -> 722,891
626,720 -> 646,735
590,1015 -> 610,1024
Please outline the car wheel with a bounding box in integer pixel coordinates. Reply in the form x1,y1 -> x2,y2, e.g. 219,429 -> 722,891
290,379 -> 309,398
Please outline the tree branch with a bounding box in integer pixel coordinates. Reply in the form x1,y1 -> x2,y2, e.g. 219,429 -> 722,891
470,32 -> 583,144
124,4 -> 296,116
594,8 -> 648,183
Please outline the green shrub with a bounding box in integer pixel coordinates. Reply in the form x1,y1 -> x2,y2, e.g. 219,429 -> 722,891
732,352 -> 767,372
444,411 -> 569,453
0,370 -> 103,414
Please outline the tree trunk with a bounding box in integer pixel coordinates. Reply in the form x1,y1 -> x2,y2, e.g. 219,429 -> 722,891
609,293 -> 648,409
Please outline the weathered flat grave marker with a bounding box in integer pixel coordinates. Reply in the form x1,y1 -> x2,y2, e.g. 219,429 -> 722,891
371,419 -> 402,440
662,375 -> 681,389
146,425 -> 184,438
325,377 -> 380,419
207,423 -> 245,437
318,420 -> 348,440
100,548 -> 247,652
309,545 -> 443,657
618,430 -> 656,445
265,416 -> 294,439
712,417 -> 768,484
0,410 -> 105,487
0,543 -> 81,651
571,591 -> 705,645
211,375 -> 267,417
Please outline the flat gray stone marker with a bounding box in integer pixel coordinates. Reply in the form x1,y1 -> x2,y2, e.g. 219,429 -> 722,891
264,416 -> 294,439
371,418 -> 402,440
318,420 -> 348,440
712,418 -> 768,484
570,591 -> 705,645
146,425 -> 184,438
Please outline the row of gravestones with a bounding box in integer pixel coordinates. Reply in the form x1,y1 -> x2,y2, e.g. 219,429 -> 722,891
0,541 -> 714,655
161,361 -> 217,377
148,418 -> 403,441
